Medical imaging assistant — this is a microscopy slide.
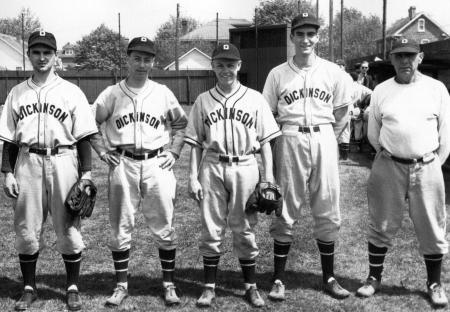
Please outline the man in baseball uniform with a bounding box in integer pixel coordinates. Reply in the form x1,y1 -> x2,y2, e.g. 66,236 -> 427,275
263,13 -> 353,300
356,38 -> 450,308
0,30 -> 97,311
90,36 -> 187,307
185,43 -> 281,307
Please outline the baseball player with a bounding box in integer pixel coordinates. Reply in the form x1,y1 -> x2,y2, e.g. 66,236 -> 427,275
185,43 -> 281,308
262,13 -> 353,300
0,30 -> 97,311
90,36 -> 187,307
356,38 -> 450,308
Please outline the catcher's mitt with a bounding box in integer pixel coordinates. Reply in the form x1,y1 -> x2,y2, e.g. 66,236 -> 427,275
65,179 -> 97,218
245,181 -> 283,217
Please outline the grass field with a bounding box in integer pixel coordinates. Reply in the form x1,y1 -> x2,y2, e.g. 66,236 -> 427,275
1,107 -> 450,311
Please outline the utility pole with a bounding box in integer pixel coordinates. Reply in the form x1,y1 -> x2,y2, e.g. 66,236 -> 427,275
21,13 -> 25,71
216,12 -> 219,46
118,13 -> 122,78
382,0 -> 387,59
340,0 -> 344,59
175,3 -> 180,72
329,0 -> 334,62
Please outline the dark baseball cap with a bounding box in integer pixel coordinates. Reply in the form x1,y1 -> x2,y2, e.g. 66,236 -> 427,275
127,36 -> 156,55
390,37 -> 420,54
28,30 -> 57,50
211,43 -> 241,61
291,12 -> 320,31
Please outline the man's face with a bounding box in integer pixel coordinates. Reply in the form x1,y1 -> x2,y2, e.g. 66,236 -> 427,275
127,51 -> 154,79
211,58 -> 241,87
390,52 -> 423,84
27,45 -> 56,73
290,26 -> 319,56
360,62 -> 369,74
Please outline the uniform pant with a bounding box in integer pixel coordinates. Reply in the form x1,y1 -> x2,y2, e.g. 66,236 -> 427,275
367,151 -> 448,255
108,154 -> 177,251
270,124 -> 341,243
199,153 -> 259,259
14,148 -> 84,255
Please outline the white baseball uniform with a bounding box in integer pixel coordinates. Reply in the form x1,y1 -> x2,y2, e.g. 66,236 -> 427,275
94,79 -> 187,251
184,83 -> 281,259
0,75 -> 97,255
367,73 -> 450,255
263,56 -> 352,243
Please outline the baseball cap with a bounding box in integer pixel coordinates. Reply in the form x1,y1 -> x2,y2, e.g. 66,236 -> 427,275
28,30 -> 57,50
390,37 -> 420,54
127,36 -> 156,55
211,43 -> 241,61
291,12 -> 320,31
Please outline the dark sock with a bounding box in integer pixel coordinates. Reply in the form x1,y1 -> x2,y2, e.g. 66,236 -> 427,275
203,256 -> 219,285
368,242 -> 387,281
239,259 -> 256,284
159,249 -> 176,283
19,252 -> 39,289
273,240 -> 291,281
112,249 -> 130,284
424,254 -> 443,286
62,252 -> 82,289
317,239 -> 334,283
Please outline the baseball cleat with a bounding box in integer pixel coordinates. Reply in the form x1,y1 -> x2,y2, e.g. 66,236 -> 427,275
197,286 -> 215,307
323,277 -> 350,299
66,289 -> 82,311
356,276 -> 381,297
15,288 -> 37,311
268,279 -> 286,301
164,284 -> 180,306
244,286 -> 265,307
428,283 -> 448,307
105,285 -> 128,307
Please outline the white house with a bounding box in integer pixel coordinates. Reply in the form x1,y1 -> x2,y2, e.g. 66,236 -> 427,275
164,47 -> 211,71
0,33 -> 31,70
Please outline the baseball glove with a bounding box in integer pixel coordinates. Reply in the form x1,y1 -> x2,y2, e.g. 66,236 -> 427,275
65,179 -> 97,218
245,182 -> 283,217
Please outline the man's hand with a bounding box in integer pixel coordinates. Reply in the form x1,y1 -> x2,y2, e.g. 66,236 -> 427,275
188,178 -> 203,202
158,151 -> 178,170
100,151 -> 120,167
4,172 -> 19,198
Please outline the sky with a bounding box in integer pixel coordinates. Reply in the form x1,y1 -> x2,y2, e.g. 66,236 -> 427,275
1,0 -> 450,45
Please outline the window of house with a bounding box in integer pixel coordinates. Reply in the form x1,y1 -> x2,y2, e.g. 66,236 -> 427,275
421,39 -> 430,44
65,49 -> 74,55
418,18 -> 425,32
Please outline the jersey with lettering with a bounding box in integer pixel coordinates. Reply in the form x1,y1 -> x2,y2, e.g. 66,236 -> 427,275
94,79 -> 187,155
263,57 -> 352,126
0,76 -> 97,146
184,83 -> 281,154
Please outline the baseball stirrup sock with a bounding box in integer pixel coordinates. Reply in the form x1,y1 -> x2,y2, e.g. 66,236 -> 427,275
203,256 -> 220,284
159,249 -> 176,283
424,254 -> 443,286
112,249 -> 130,284
239,259 -> 256,284
19,252 -> 39,289
317,239 -> 335,282
62,252 -> 82,288
368,242 -> 387,281
273,240 -> 291,281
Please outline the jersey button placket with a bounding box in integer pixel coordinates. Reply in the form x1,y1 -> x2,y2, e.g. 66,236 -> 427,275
134,98 -> 142,151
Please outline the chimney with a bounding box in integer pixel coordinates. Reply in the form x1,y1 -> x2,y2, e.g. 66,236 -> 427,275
408,6 -> 416,20
181,19 -> 188,35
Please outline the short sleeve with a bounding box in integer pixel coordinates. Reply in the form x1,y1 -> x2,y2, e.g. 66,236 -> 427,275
184,97 -> 205,148
262,70 -> 279,115
70,87 -> 97,140
333,71 -> 353,110
256,94 -> 281,145
0,90 -> 18,143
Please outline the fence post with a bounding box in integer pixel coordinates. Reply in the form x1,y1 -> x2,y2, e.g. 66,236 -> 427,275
186,73 -> 191,105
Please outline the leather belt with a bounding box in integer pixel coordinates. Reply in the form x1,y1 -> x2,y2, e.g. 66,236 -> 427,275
298,126 -> 320,133
390,155 -> 424,164
117,147 -> 162,160
29,146 -> 75,156
219,155 -> 240,163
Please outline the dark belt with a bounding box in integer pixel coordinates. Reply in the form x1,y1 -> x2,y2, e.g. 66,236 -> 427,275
390,155 -> 423,164
219,155 -> 240,163
29,146 -> 75,156
117,147 -> 162,160
298,126 -> 320,133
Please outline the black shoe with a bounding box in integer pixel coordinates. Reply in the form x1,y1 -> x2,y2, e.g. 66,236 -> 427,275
15,289 -> 37,311
67,289 -> 82,311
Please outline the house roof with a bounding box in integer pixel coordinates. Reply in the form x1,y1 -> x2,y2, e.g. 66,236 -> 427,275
0,33 -> 31,70
180,18 -> 252,41
387,12 -> 449,37
0,33 -> 27,55
163,47 -> 211,70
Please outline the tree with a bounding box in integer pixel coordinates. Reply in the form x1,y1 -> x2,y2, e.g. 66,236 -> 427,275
153,15 -> 213,68
0,8 -> 41,39
74,24 -> 127,71
254,0 -> 315,25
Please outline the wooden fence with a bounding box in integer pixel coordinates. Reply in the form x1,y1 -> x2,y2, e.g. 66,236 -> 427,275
0,69 -> 216,104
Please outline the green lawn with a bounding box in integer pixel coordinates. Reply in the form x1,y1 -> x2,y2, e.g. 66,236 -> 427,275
0,108 -> 449,311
